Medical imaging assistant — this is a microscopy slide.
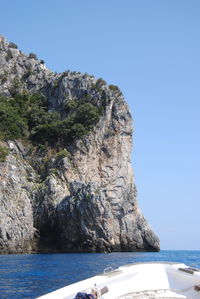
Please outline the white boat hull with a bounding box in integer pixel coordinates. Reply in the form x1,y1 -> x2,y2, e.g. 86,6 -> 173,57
37,262 -> 200,299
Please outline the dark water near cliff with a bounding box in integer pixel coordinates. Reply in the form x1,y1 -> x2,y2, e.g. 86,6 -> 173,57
0,250 -> 200,298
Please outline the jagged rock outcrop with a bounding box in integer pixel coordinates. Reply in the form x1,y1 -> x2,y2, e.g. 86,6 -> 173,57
0,35 -> 160,253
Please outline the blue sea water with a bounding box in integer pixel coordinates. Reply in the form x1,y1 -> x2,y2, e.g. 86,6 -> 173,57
0,250 -> 200,299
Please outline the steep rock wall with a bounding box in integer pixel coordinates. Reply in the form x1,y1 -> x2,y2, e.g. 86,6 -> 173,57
0,36 -> 160,253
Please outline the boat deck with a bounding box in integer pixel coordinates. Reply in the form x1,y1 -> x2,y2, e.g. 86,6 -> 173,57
37,262 -> 200,299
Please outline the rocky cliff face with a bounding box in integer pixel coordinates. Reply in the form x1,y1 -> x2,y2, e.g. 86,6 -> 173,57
0,35 -> 160,253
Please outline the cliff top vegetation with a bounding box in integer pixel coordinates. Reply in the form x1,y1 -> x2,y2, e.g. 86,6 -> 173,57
0,92 -> 104,148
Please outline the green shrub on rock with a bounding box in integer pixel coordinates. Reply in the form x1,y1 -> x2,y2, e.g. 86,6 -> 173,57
29,53 -> 37,59
8,42 -> 18,49
0,96 -> 28,140
56,149 -> 71,159
69,123 -> 87,140
108,84 -> 122,95
0,89 -> 104,147
64,99 -> 77,112
31,98 -> 103,145
0,146 -> 9,162
74,103 -> 102,127
96,78 -> 107,87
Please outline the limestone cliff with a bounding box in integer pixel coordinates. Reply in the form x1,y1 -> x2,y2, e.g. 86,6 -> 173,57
0,35 -> 160,253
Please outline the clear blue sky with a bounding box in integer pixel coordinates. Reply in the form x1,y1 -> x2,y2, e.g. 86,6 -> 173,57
1,0 -> 200,250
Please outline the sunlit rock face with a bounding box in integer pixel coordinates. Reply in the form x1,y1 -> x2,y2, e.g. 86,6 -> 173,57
0,36 -> 160,253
